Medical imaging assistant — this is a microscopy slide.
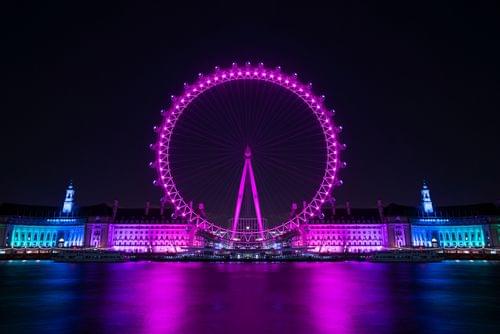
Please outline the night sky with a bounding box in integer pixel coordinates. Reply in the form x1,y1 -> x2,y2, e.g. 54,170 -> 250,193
1,1 -> 499,209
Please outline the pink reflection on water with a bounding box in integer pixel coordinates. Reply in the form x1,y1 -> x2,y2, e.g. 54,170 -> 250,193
102,262 -> 199,333
140,263 -> 189,333
95,262 -> 402,333
300,262 -> 358,332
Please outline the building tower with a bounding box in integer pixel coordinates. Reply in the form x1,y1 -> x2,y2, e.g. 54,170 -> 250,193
231,146 -> 265,240
421,180 -> 434,215
62,181 -> 75,215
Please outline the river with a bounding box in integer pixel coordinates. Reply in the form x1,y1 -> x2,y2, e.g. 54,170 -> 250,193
0,260 -> 498,333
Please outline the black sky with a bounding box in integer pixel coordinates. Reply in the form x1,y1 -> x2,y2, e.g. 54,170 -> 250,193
1,1 -> 499,208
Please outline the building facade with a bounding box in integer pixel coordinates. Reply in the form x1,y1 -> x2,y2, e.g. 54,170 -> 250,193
0,182 -> 499,252
300,201 -> 412,253
0,185 -> 85,248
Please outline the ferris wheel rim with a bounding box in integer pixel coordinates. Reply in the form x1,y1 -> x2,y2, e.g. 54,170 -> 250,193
154,63 -> 342,242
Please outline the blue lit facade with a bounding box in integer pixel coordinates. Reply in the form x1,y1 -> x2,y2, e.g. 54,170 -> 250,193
7,217 -> 85,247
2,182 -> 85,248
409,182 -> 494,248
411,218 -> 488,248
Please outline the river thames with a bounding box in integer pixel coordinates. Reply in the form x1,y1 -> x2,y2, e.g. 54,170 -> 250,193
0,261 -> 498,333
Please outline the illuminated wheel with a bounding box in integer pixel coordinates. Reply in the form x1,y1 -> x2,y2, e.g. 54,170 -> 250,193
153,62 -> 344,245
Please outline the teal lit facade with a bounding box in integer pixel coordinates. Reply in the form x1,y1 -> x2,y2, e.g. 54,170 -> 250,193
411,220 -> 487,248
3,182 -> 85,248
410,182 -> 492,248
7,218 -> 85,248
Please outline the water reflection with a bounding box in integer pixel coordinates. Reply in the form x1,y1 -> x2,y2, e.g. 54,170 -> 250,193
0,261 -> 498,334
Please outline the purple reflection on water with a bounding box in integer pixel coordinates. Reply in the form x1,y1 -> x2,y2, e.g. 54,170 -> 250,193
0,261 -> 499,333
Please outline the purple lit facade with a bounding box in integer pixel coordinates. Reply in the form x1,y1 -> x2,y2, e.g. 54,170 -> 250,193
82,207 -> 412,254
86,220 -> 191,253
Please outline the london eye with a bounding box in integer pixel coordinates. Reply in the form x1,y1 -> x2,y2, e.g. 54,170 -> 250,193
153,62 -> 343,248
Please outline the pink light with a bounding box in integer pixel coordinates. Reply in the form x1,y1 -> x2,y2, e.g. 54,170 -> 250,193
153,63 -> 342,245
231,146 -> 265,240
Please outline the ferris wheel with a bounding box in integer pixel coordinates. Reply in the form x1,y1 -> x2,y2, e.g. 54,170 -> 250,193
152,62 -> 344,247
